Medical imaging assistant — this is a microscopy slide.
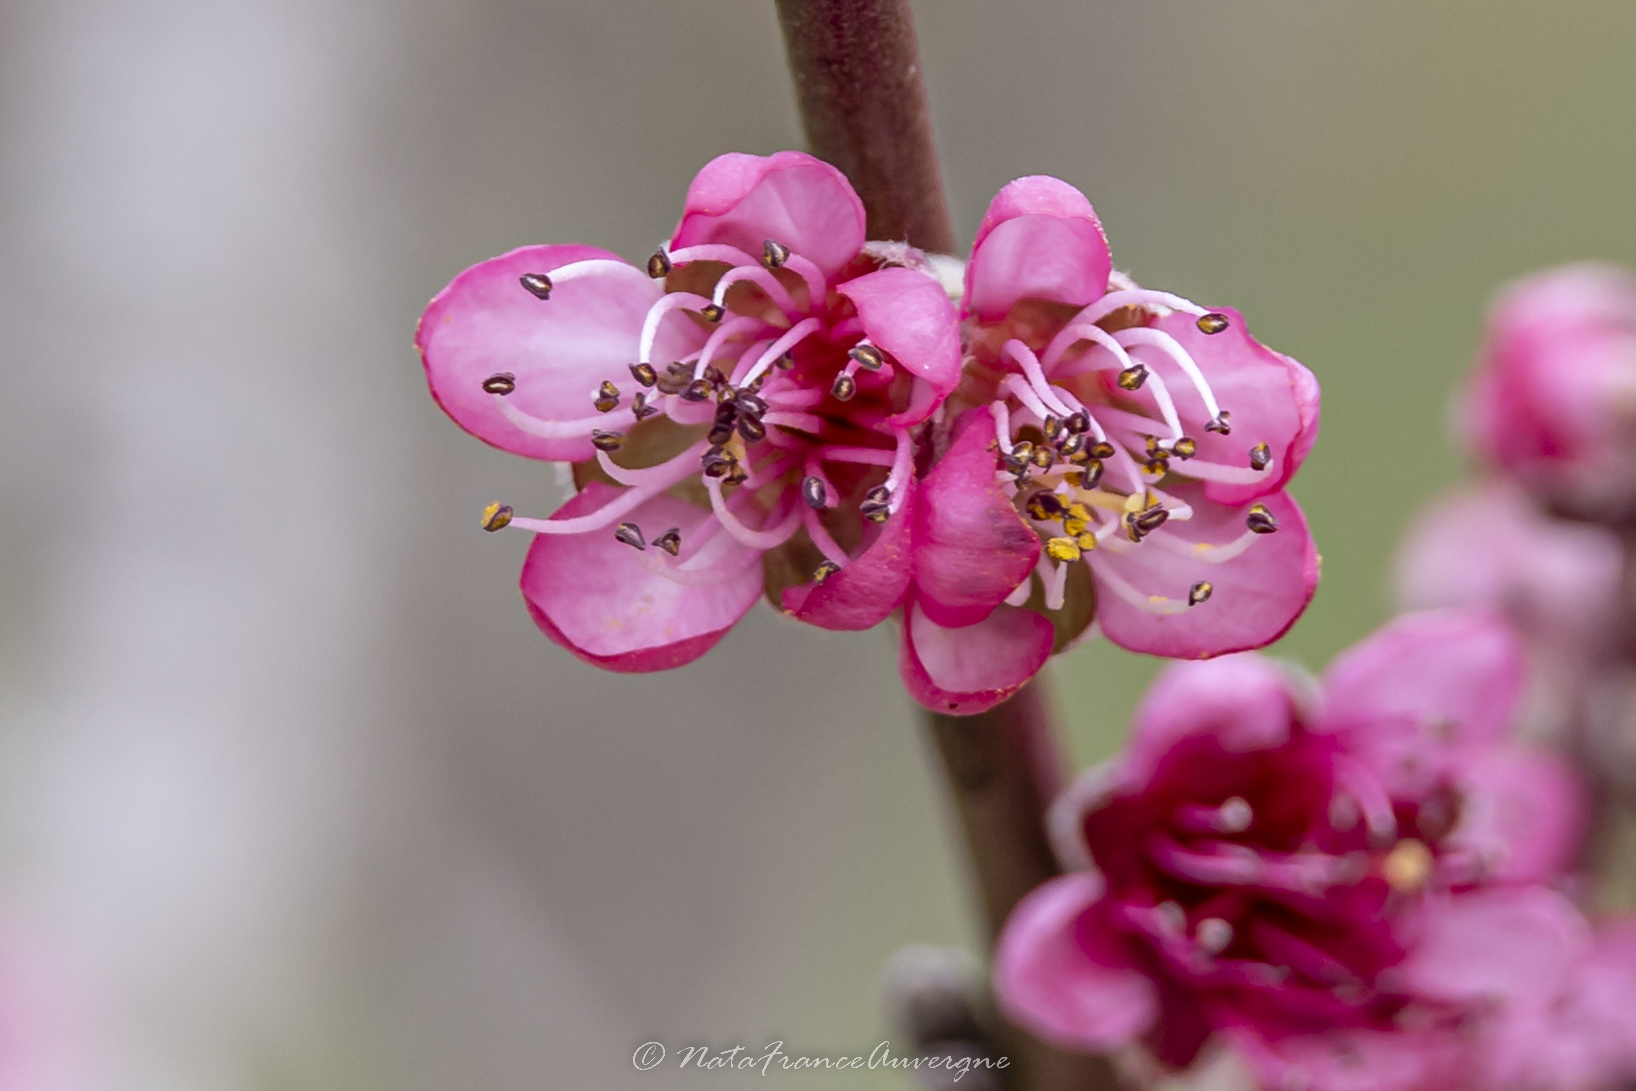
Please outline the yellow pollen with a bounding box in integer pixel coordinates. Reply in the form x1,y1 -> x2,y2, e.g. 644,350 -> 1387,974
1382,839 -> 1433,892
1123,491 -> 1148,514
1045,537 -> 1082,563
1063,513 -> 1088,536
1076,533 -> 1098,551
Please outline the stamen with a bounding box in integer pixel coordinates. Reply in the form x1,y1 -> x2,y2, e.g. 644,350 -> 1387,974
802,475 -> 828,509
1042,321 -> 1137,376
629,362 -> 658,387
594,380 -> 621,413
506,456 -> 699,536
537,258 -> 651,289
812,559 -> 841,584
991,402 -> 1015,454
1087,556 -> 1190,615
480,502 -> 513,532
1118,364 -> 1149,391
594,440 -> 711,488
1250,443 -> 1271,471
831,373 -> 857,401
711,264 -> 799,315
740,317 -> 824,388
1196,918 -> 1234,954
704,478 -> 803,549
1172,437 -> 1197,459
482,372 -> 516,396
1061,287 -> 1209,330
498,400 -> 634,439
1246,505 -> 1279,534
1115,327 -> 1225,422
1143,527 -> 1259,564
519,273 -> 552,300
1196,312 -> 1230,335
1025,491 -> 1066,521
737,414 -> 767,442
1205,411 -> 1232,435
1042,556 -> 1070,610
1189,581 -> 1213,606
591,429 -> 624,452
761,238 -> 790,268
653,527 -> 682,556
848,343 -> 885,371
693,316 -> 761,380
638,292 -> 713,365
700,445 -> 738,479
631,391 -> 661,420
1004,577 -> 1034,607
614,522 -> 646,550
860,484 -> 892,523
665,244 -> 759,267
1046,537 -> 1081,563
699,303 -> 725,323
1003,340 -> 1074,416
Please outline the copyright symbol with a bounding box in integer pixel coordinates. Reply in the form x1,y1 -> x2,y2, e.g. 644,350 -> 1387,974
633,1041 -> 666,1071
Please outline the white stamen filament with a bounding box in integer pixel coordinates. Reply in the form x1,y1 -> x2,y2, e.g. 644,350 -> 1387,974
1087,555 -> 1190,615
540,258 -> 652,288
1041,554 -> 1069,611
1115,327 -> 1224,420
740,317 -> 824,387
780,253 -> 828,309
1004,576 -> 1033,607
638,291 -> 713,365
991,402 -> 1015,454
1045,387 -> 1109,441
665,244 -> 759,267
711,264 -> 800,315
704,478 -> 803,550
594,440 -> 711,488
883,427 -> 913,511
1000,374 -> 1055,423
1044,321 -> 1137,376
1003,339 -> 1074,417
803,508 -> 850,566
1171,458 -> 1276,486
1143,526 -> 1259,564
498,398 -> 635,439
693,316 -> 761,379
1061,288 -> 1208,332
508,455 -> 700,536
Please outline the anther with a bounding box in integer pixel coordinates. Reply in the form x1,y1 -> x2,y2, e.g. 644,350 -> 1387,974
1065,411 -> 1090,435
847,344 -> 884,372
812,560 -> 841,584
480,502 -> 513,532
629,362 -> 658,388
1196,918 -> 1234,955
860,501 -> 891,523
707,408 -> 737,446
702,364 -> 728,388
591,429 -> 624,452
734,391 -> 769,417
1042,415 -> 1064,441
700,303 -> 725,323
866,485 -> 891,506
1205,412 -> 1232,435
614,522 -> 646,550
1189,581 -> 1213,606
1246,504 -> 1279,534
1143,456 -> 1170,476
776,353 -> 796,370
1046,537 -> 1082,563
1172,437 -> 1197,459
594,380 -> 620,413
1077,460 -> 1105,490
681,379 -> 712,402
1249,443 -> 1271,471
1003,441 -> 1036,476
1126,504 -> 1169,541
1059,433 -> 1088,462
519,273 -> 552,300
737,414 -> 766,442
761,238 -> 790,269
481,372 -> 516,396
653,527 -> 682,556
802,476 -> 828,509
831,373 -> 857,401
700,445 -> 736,479
1062,502 -> 1090,536
1117,364 -> 1149,391
1025,491 -> 1065,521
724,463 -> 749,487
646,250 -> 672,279
1030,445 -> 1056,470
1089,441 -> 1116,460
1196,312 -> 1230,335
632,391 -> 662,421
1144,435 -> 1167,459
656,362 -> 691,395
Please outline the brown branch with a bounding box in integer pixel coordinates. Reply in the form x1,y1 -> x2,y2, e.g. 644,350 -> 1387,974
773,0 -> 956,252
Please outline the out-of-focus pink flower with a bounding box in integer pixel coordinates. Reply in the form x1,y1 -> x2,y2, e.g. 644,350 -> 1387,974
418,151 -> 960,670
1463,263 -> 1636,519
995,610 -> 1598,1091
896,177 -> 1320,714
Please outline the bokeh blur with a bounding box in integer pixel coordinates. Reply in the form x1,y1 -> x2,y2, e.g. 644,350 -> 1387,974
1,0 -> 1634,1086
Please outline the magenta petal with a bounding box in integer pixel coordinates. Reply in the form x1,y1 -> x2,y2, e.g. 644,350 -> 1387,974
964,176 -> 1112,322
994,873 -> 1157,1052
782,484 -> 915,631
1146,309 -> 1320,505
1396,887 -> 1589,1004
1320,609 -> 1523,746
1127,655 -> 1299,776
899,600 -> 1055,716
1091,488 -> 1318,659
1446,743 -> 1587,884
838,267 -> 961,426
912,411 -> 1041,628
519,484 -> 764,672
419,244 -> 691,462
670,150 -> 866,277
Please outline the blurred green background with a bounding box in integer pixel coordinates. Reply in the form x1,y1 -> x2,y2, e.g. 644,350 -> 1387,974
1,0 -> 1634,1087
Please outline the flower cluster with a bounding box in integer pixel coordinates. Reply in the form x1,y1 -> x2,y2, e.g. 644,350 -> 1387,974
417,152 -> 1319,710
995,610 -> 1636,1091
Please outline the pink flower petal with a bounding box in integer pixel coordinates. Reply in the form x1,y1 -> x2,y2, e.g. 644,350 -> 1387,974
671,151 -> 866,277
1320,609 -> 1523,746
1127,655 -> 1301,776
1446,743 -> 1587,884
898,600 -> 1055,716
419,244 -> 700,461
911,410 -> 1041,628
1090,487 -> 1318,659
964,175 -> 1112,322
837,267 -> 961,426
1224,1023 -> 1467,1091
1395,886 -> 1590,1005
781,483 -> 915,631
519,483 -> 764,672
1144,309 -> 1320,505
994,873 -> 1158,1052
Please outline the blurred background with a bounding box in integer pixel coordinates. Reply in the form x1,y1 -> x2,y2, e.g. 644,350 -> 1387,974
1,0 -> 1634,1086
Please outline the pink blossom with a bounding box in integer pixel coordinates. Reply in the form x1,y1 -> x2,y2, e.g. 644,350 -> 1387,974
995,610 -> 1597,1091
1463,263 -> 1636,519
895,176 -> 1320,714
417,151 -> 960,670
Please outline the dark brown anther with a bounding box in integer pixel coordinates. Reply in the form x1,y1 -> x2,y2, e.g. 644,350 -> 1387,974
614,522 -> 646,550
700,303 -> 725,323
1065,411 -> 1090,435
700,445 -> 736,478
681,379 -> 712,402
656,363 -> 690,396
1117,364 -> 1149,391
481,372 -> 516,396
848,344 -> 885,371
1196,312 -> 1230,335
629,362 -> 658,388
762,238 -> 791,269
1078,460 -> 1105,490
865,486 -> 890,507
831,373 -> 857,401
1059,433 -> 1088,462
632,391 -> 662,421
860,499 -> 891,523
591,429 -> 624,452
646,250 -> 672,279
1003,440 -> 1035,475
519,273 -> 552,300
1172,436 -> 1198,460
707,417 -> 736,446
734,391 -> 769,417
776,353 -> 796,370
1030,445 -> 1055,470
594,380 -> 621,413
1189,580 -> 1214,606
653,527 -> 682,556
1089,440 -> 1116,460
1042,415 -> 1063,441
1247,504 -> 1279,534
1144,435 -> 1166,458
480,502 -> 513,532
1143,457 -> 1170,476
1134,505 -> 1170,534
737,414 -> 767,442
1249,443 -> 1271,471
724,463 -> 749,486
802,475 -> 828,509
1025,491 -> 1065,521
702,364 -> 728,387
812,559 -> 841,584
1205,412 -> 1232,435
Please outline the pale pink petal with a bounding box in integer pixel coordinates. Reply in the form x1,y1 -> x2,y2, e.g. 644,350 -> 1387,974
964,175 -> 1112,321
1224,1023 -> 1467,1091
899,600 -> 1055,716
519,484 -> 764,672
670,150 -> 866,277
1320,609 -> 1523,746
782,483 -> 915,631
419,244 -> 700,461
911,410 -> 1040,629
1126,655 -> 1300,777
1445,743 -> 1587,884
1091,487 -> 1317,659
838,267 -> 961,426
993,873 -> 1158,1052
1395,886 -> 1589,1005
